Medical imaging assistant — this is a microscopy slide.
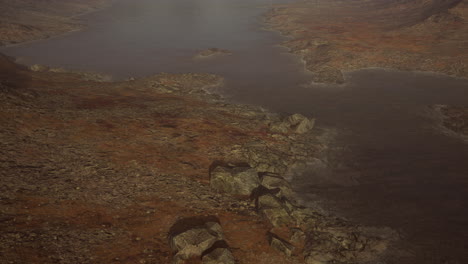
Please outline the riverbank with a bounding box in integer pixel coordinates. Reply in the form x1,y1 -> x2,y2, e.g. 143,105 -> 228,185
0,0 -> 111,46
264,0 -> 468,84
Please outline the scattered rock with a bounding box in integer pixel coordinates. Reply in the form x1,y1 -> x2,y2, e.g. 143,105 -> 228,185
260,172 -> 294,200
256,192 -> 293,227
289,228 -> 306,244
270,113 -> 315,134
169,216 -> 228,263
210,162 -> 260,196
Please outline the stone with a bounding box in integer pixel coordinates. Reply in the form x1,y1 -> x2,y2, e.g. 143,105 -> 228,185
171,226 -> 221,259
287,114 -> 315,134
260,173 -> 294,199
290,228 -> 306,244
169,219 -> 225,263
257,193 -> 293,227
267,232 -> 295,257
269,113 -> 315,134
30,64 -> 49,72
202,247 -> 236,264
210,164 -> 260,196
304,253 -> 334,264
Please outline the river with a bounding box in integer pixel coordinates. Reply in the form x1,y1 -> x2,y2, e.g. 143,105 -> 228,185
2,0 -> 468,263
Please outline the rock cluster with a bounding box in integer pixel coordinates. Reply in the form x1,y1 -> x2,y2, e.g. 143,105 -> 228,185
269,113 -> 315,134
208,158 -> 395,263
169,217 -> 235,264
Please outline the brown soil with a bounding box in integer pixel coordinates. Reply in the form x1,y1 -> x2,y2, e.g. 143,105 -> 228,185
265,0 -> 468,83
0,0 -> 109,46
0,53 -> 328,263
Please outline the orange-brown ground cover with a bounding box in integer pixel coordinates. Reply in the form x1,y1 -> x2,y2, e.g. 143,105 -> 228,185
265,0 -> 468,83
0,54 -> 315,263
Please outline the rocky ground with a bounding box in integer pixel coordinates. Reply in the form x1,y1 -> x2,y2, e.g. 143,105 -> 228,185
0,0 -> 109,46
265,0 -> 468,84
0,52 -> 397,263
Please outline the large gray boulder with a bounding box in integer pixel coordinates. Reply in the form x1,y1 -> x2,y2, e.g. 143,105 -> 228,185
170,222 -> 223,262
257,193 -> 294,227
267,232 -> 295,257
260,173 -> 294,200
169,218 -> 228,263
210,163 -> 260,196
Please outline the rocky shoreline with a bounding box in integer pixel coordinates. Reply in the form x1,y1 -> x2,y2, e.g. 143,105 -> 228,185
264,0 -> 468,84
0,0 -> 110,46
0,52 -> 397,263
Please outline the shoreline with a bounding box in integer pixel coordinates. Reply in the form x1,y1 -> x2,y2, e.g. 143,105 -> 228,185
262,0 -> 468,85
0,0 -> 114,48
0,48 -> 398,263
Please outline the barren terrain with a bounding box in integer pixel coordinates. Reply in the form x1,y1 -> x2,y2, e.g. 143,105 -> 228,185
0,0 -> 109,46
265,0 -> 468,84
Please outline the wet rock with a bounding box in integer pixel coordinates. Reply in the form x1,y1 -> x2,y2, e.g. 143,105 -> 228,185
169,217 -> 225,263
267,232 -> 295,257
210,162 -> 260,196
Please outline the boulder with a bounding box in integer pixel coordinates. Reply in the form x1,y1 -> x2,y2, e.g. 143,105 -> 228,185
169,217 -> 225,263
267,232 -> 295,257
287,113 -> 315,134
260,173 -> 294,200
202,247 -> 236,264
257,193 -> 293,227
210,163 -> 260,196
269,113 -> 315,134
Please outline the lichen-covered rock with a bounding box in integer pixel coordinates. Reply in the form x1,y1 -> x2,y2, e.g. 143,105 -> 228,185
257,193 -> 293,227
267,232 -> 295,257
170,224 -> 223,261
287,113 -> 315,134
269,113 -> 315,134
260,173 -> 294,200
169,218 -> 225,263
210,164 -> 260,196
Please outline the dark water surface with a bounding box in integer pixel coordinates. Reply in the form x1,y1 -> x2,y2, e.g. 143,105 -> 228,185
2,0 -> 468,263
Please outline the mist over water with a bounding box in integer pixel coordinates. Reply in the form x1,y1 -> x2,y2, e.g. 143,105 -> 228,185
3,0 -> 468,262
